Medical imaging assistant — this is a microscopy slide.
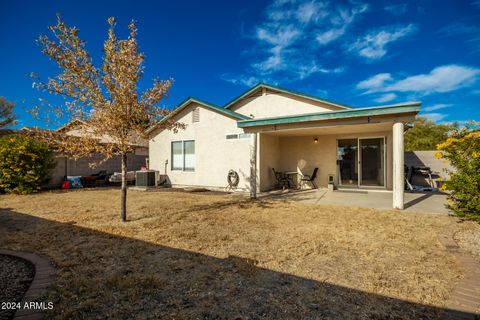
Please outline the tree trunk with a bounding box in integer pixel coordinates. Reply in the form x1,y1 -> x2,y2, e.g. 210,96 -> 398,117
121,152 -> 127,222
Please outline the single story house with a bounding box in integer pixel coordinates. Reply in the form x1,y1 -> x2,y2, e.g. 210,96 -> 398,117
147,83 -> 420,209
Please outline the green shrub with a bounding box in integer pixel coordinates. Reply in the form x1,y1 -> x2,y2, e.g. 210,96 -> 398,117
0,134 -> 55,194
436,125 -> 480,221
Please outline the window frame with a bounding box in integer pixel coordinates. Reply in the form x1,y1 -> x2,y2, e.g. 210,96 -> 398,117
183,140 -> 195,172
226,133 -> 251,140
226,134 -> 239,140
171,140 -> 195,172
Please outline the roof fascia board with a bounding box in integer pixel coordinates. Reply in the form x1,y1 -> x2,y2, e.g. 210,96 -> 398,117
224,83 -> 353,110
146,97 -> 249,135
237,103 -> 421,128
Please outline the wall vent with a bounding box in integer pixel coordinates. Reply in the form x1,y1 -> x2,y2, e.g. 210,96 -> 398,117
192,108 -> 200,123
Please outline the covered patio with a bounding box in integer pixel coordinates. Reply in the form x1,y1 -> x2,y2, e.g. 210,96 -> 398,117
258,189 -> 450,215
240,102 -> 421,209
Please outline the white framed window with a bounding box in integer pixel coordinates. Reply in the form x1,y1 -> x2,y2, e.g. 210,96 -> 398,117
183,140 -> 195,171
171,140 -> 195,171
226,133 -> 251,140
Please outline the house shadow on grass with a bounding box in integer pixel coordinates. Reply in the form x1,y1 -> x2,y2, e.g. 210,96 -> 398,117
0,208 -> 471,319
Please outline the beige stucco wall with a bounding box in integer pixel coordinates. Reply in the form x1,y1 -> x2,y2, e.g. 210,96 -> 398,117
230,91 -> 342,119
259,134 -> 280,191
258,130 -> 393,191
149,103 -> 252,190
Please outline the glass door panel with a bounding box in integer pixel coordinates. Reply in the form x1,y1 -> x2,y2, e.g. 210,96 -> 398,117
359,138 -> 385,187
337,139 -> 358,186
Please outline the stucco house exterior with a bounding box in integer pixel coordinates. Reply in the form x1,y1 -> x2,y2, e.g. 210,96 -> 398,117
147,83 -> 420,209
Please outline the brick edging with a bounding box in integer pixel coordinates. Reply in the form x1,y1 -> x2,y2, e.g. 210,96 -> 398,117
0,249 -> 55,320
438,229 -> 480,320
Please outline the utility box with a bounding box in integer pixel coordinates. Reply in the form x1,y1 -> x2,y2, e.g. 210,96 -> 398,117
136,171 -> 156,187
328,174 -> 335,191
328,174 -> 335,184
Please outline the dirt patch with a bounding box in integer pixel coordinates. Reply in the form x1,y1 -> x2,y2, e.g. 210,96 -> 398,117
0,188 -> 469,319
0,254 -> 35,320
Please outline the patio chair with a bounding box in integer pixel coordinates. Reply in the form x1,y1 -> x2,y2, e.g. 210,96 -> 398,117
82,170 -> 108,188
300,168 -> 318,189
272,168 -> 292,189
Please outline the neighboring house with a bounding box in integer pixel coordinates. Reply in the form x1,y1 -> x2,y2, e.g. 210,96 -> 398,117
148,83 -> 420,209
0,129 -> 16,137
55,119 -> 149,156
22,120 -> 148,188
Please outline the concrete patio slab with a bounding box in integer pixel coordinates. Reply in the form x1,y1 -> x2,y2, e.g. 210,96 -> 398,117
260,189 -> 450,214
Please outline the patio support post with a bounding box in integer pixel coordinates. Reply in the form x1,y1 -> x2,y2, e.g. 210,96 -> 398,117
392,122 -> 404,209
250,132 -> 257,199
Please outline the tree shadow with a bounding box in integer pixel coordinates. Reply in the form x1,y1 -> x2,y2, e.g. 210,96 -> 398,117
404,192 -> 435,209
258,189 -> 324,203
0,208 -> 472,319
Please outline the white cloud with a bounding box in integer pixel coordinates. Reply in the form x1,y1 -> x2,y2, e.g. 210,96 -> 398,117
423,104 -> 452,112
356,73 -> 392,91
296,1 -> 327,23
350,24 -> 417,60
374,93 -> 397,103
356,65 -> 480,95
256,24 -> 300,47
422,113 -> 448,122
316,3 -> 369,45
252,49 -> 284,72
317,28 -> 346,45
221,74 -> 260,87
294,63 -> 345,80
386,65 -> 480,93
332,4 -> 369,26
384,3 -> 407,15
223,0 -> 366,84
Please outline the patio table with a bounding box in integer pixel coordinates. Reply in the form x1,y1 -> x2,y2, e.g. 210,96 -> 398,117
284,171 -> 300,189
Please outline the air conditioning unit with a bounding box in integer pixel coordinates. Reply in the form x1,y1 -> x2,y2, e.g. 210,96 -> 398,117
136,171 -> 156,187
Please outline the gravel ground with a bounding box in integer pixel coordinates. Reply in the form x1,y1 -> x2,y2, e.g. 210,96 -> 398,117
0,254 -> 35,320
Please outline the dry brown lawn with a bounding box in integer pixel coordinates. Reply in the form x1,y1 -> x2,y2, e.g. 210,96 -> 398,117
0,188 -> 473,319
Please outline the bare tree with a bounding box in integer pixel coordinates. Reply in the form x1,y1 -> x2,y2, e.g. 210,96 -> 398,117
31,15 -> 181,221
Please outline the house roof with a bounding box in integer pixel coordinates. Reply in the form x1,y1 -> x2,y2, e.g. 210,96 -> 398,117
146,97 -> 250,134
237,102 -> 421,128
224,83 -> 353,110
0,129 -> 17,137
56,119 -> 88,132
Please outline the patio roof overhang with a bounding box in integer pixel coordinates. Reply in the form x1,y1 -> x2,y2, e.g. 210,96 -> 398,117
237,102 -> 421,133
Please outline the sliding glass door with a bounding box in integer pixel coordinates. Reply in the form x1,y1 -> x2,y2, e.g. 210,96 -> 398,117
359,138 -> 385,187
337,139 -> 358,186
337,137 -> 385,188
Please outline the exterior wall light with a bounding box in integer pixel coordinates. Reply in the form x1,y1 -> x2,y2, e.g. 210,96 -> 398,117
314,138 -> 318,143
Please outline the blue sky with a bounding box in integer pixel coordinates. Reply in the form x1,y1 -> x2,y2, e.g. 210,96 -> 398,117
1,0 -> 479,128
